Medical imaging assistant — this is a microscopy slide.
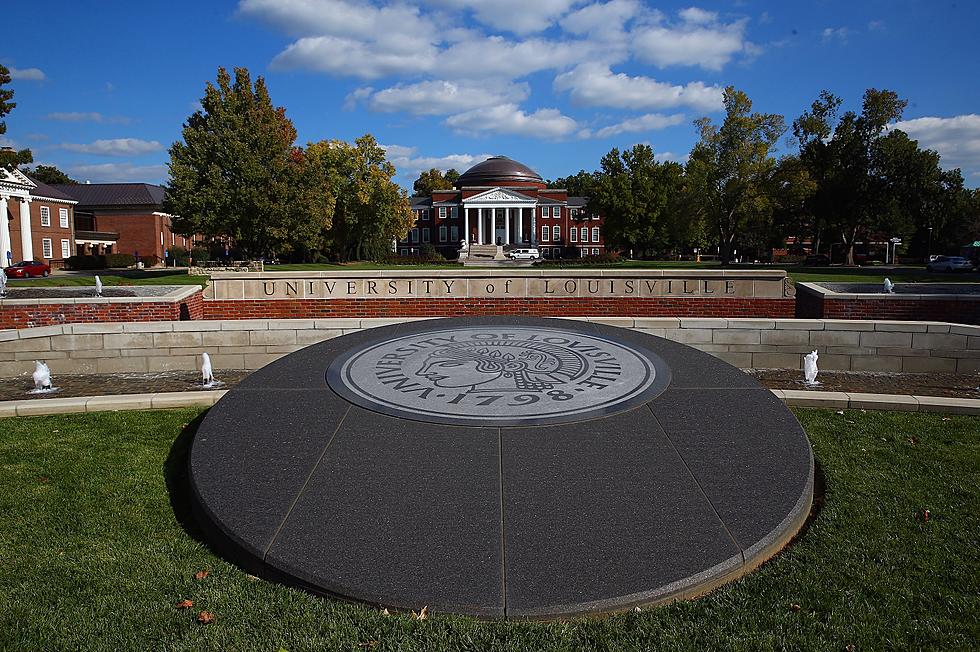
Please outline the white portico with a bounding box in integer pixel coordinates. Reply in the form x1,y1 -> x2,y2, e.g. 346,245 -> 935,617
462,187 -> 538,246
0,167 -> 35,264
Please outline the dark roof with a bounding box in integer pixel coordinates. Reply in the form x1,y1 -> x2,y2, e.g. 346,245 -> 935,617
457,156 -> 543,187
24,174 -> 77,202
52,183 -> 166,209
567,196 -> 588,207
410,197 -> 432,208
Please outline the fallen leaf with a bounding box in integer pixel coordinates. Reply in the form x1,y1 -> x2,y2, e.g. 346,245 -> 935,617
176,599 -> 194,609
246,574 -> 259,581
194,570 -> 210,581
358,642 -> 379,649
414,606 -> 429,621
633,606 -> 642,613
942,417 -> 950,422
921,509 -> 931,522
381,608 -> 390,616
197,610 -> 214,624
845,645 -> 856,652
907,436 -> 919,445
835,410 -> 845,415
790,603 -> 801,612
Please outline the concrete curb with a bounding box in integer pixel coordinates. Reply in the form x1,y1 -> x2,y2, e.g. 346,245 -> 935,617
0,390 -> 226,417
2,389 -> 978,418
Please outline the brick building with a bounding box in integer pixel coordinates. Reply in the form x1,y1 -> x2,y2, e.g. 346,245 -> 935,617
53,183 -> 190,263
0,167 -> 78,267
403,156 -> 605,259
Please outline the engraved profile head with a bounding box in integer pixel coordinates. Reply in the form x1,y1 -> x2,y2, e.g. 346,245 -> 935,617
414,340 -> 588,392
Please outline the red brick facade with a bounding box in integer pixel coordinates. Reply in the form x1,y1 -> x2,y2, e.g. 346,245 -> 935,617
4,196 -> 76,263
797,291 -> 980,325
0,295 -> 203,329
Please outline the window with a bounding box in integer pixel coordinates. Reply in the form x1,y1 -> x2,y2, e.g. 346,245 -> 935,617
592,213 -> 600,220
400,248 -> 408,256
541,225 -> 549,242
592,248 -> 599,256
59,208 -> 69,228
541,207 -> 547,218
61,239 -> 71,258
592,227 -> 600,243
570,228 -> 577,242
552,225 -> 560,241
161,231 -> 164,245
553,206 -> 560,218
422,227 -> 430,243
450,225 -> 459,241
450,206 -> 458,219
411,228 -> 420,243
581,226 -> 588,241
439,225 -> 447,242
439,206 -> 447,218
40,206 -> 51,227
422,209 -> 430,220
581,247 -> 588,258
172,232 -> 176,245
42,238 -> 53,259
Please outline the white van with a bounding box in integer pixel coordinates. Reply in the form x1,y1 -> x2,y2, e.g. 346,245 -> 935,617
508,248 -> 540,260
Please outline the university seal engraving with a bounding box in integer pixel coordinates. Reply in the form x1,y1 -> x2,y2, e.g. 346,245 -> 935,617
327,326 -> 670,426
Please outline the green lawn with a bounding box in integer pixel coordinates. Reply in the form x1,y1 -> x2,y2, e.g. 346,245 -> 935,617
8,270 -> 209,288
0,408 -> 977,651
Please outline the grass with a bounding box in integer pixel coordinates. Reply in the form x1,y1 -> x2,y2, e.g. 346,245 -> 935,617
8,270 -> 209,288
0,408 -> 977,650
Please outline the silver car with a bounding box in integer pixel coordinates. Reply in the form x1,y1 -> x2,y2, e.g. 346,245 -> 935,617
926,256 -> 974,272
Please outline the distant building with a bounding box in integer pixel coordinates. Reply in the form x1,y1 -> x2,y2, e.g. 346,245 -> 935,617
404,156 -> 605,259
53,183 -> 190,263
0,167 -> 78,266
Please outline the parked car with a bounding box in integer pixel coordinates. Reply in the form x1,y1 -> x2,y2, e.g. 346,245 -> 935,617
804,254 -> 831,266
508,248 -> 540,260
4,260 -> 51,278
926,256 -> 974,273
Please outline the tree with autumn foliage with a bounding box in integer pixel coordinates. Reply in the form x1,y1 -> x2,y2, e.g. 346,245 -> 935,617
412,167 -> 459,196
164,67 -> 334,258
307,135 -> 414,261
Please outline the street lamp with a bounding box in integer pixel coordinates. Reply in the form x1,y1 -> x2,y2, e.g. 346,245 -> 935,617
927,226 -> 933,262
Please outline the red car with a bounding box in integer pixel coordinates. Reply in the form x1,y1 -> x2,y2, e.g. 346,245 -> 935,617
4,260 -> 51,278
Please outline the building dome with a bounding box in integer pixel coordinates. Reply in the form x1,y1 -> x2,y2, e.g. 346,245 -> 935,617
456,156 -> 544,188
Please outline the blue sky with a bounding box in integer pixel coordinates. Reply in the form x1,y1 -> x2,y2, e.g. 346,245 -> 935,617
3,0 -> 979,189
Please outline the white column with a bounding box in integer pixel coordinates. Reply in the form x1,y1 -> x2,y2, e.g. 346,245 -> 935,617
464,206 -> 470,244
530,207 -> 537,245
477,208 -> 484,244
19,197 -> 33,261
504,207 -> 511,245
0,194 -> 10,263
518,208 -> 524,243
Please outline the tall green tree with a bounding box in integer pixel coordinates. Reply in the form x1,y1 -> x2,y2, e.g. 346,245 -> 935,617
23,164 -> 77,185
549,170 -> 597,199
308,134 -> 414,261
685,86 -> 785,265
590,144 -> 684,254
793,89 -> 907,264
0,64 -> 33,169
412,168 -> 458,196
165,67 -> 333,258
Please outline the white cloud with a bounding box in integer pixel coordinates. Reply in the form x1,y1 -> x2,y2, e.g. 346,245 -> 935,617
423,0 -> 580,34
655,151 -> 687,164
238,0 -> 436,42
353,79 -> 530,115
589,112 -> 685,138
821,27 -> 849,43
68,163 -> 168,184
271,35 -> 439,79
632,9 -> 749,70
8,66 -> 46,81
560,0 -> 643,41
437,36 -> 609,80
891,114 -> 980,177
445,104 -> 579,139
382,144 -> 494,180
61,138 -> 164,156
554,63 -> 722,112
45,112 -> 131,124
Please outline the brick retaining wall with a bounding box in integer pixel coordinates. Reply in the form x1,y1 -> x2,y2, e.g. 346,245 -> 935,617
797,282 -> 980,324
202,297 -> 796,320
0,297 -> 201,330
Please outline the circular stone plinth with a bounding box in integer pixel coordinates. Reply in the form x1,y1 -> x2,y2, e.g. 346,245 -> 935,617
189,317 -> 813,619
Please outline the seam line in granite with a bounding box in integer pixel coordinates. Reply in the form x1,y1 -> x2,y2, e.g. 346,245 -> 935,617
646,402 -> 745,564
263,404 -> 352,560
497,426 -> 508,617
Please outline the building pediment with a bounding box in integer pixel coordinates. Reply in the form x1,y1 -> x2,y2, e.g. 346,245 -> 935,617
463,187 -> 537,205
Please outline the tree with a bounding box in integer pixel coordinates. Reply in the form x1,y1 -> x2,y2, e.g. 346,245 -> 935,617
164,67 -> 333,258
412,167 -> 458,196
793,89 -> 907,265
686,86 -> 785,264
590,144 -> 684,254
307,134 -> 414,261
0,64 -> 33,169
23,164 -> 77,185
549,170 -> 596,198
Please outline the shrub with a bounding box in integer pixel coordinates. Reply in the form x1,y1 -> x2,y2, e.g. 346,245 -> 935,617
66,255 -> 105,270
534,252 -> 622,267
191,247 -> 211,263
104,253 -> 136,268
167,246 -> 190,266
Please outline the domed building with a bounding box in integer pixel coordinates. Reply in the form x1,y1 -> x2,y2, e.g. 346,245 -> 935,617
403,156 -> 604,259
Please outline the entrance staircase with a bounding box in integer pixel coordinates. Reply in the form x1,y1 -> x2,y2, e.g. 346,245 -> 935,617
466,244 -> 506,261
